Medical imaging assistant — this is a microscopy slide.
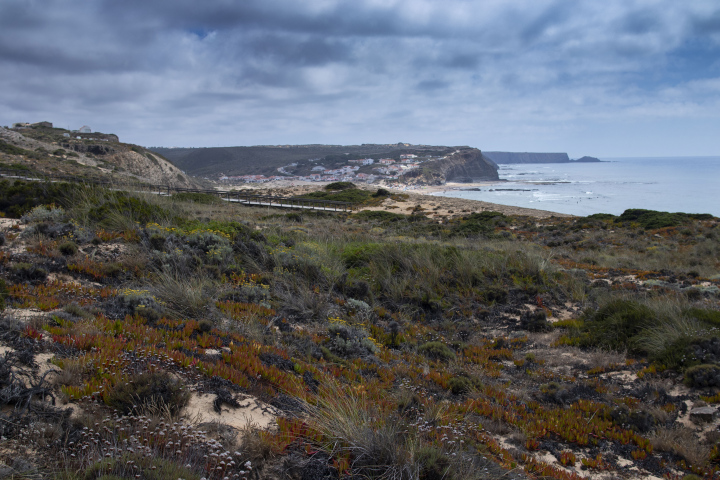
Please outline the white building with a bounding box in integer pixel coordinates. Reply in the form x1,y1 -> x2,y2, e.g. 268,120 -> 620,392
78,125 -> 92,133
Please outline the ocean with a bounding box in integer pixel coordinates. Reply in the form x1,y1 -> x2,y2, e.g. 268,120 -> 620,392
432,156 -> 720,217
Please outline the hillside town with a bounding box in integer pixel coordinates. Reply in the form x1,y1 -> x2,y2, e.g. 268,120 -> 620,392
218,153 -> 436,184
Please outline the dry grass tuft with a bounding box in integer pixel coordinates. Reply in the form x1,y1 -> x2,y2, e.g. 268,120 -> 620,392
651,426 -> 710,467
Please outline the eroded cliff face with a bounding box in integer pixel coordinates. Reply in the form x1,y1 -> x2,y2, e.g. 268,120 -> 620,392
402,148 -> 499,185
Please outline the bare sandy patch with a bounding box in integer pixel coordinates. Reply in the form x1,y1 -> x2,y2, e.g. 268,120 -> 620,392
185,392 -> 277,430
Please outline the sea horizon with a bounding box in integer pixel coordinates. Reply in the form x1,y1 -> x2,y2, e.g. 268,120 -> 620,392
432,155 -> 720,217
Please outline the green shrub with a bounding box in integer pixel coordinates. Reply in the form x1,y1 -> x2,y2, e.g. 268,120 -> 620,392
0,180 -> 71,218
579,299 -> 655,352
58,240 -> 78,256
87,193 -> 169,227
448,376 -> 472,395
373,188 -> 391,197
0,139 -> 32,156
451,211 -> 506,237
684,364 -> 720,388
297,188 -> 374,204
687,308 -> 720,327
586,213 -> 616,221
416,445 -> 451,480
617,209 -> 714,229
105,371 -> 190,415
21,204 -> 66,223
354,210 -> 405,222
145,152 -> 160,165
418,341 -> 456,362
327,323 -> 377,358
341,243 -> 385,268
325,181 -> 356,191
172,192 -> 222,204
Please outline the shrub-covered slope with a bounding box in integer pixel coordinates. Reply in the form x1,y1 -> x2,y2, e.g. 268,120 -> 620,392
0,126 -> 197,187
0,179 -> 719,479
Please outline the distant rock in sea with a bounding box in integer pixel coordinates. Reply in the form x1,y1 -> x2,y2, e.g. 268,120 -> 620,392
571,156 -> 602,162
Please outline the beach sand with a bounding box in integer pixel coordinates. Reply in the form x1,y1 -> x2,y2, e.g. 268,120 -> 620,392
219,180 -> 573,219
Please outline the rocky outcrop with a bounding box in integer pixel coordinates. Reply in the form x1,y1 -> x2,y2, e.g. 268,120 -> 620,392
61,143 -> 116,156
483,152 -> 570,164
401,148 -> 499,185
572,156 -> 601,162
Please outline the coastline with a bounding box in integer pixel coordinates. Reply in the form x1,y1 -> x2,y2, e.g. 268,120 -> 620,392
217,179 -> 573,219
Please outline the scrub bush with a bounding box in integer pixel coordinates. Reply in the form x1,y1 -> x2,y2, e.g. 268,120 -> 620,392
418,341 -> 456,362
105,371 -> 190,415
58,240 -> 78,256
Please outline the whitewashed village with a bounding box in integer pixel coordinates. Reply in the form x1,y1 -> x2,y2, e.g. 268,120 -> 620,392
218,152 -> 439,184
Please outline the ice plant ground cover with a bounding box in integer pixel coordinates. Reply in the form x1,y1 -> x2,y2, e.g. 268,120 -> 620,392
0,180 -> 719,479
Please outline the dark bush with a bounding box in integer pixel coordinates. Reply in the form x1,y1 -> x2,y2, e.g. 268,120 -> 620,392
11,262 -> 47,283
684,364 -> 720,388
418,341 -> 456,362
520,310 -> 550,332
448,376 -> 472,395
416,445 -> 451,480
609,406 -> 656,433
58,240 -> 78,256
617,209 -> 713,229
373,188 -> 391,197
148,233 -> 166,251
325,181 -> 356,191
586,213 -> 616,221
0,179 -> 71,218
105,371 -> 190,415
0,233 -> 4,246
297,188 -> 373,204
482,286 -> 508,304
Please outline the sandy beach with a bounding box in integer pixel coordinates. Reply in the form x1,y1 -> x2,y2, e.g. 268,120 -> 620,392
219,180 -> 574,219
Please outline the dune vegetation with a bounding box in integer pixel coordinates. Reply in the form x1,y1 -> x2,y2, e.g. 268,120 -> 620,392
0,178 -> 719,479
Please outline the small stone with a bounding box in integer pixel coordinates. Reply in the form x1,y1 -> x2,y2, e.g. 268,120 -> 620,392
690,406 -> 717,423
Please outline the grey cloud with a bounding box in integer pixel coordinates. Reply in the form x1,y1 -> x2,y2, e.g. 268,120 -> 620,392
245,34 -> 353,67
619,9 -> 663,35
1,1 -> 720,155
416,80 -> 449,91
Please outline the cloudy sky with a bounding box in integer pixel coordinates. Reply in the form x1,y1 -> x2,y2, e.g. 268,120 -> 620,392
2,1 -> 720,157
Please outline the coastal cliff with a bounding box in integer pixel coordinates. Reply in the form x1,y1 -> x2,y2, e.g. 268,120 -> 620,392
401,148 -> 499,185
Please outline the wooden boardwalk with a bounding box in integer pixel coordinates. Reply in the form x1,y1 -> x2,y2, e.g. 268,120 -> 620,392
0,169 -> 354,212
